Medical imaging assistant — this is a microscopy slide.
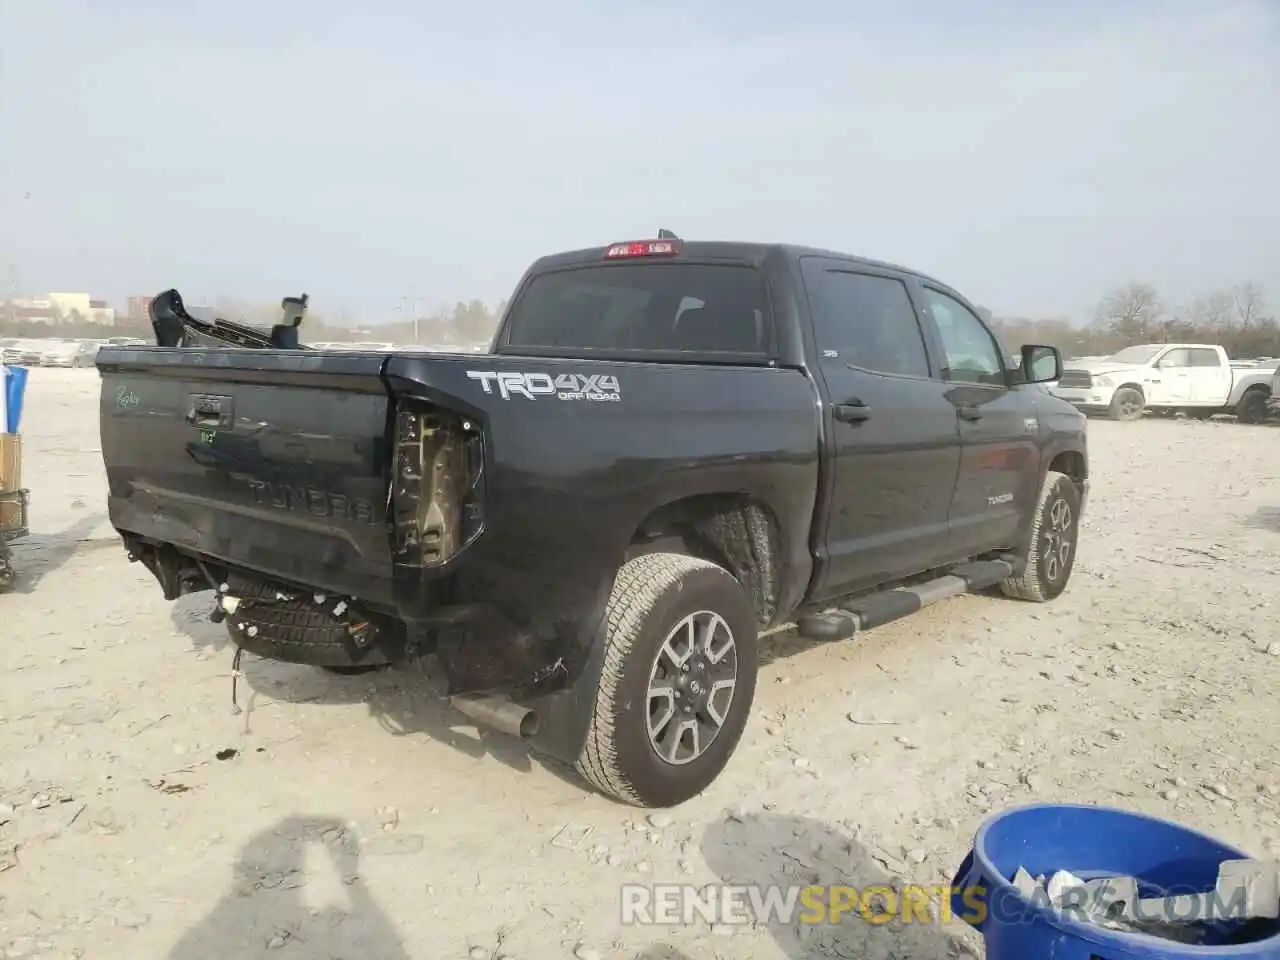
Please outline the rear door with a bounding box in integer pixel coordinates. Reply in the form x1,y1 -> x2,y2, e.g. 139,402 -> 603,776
1188,347 -> 1233,404
800,257 -> 961,600
916,284 -> 1041,556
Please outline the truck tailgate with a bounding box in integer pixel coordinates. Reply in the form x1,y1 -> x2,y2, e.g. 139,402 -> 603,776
98,348 -> 395,602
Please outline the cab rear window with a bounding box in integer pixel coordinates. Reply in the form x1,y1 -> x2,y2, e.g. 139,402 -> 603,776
502,263 -> 770,355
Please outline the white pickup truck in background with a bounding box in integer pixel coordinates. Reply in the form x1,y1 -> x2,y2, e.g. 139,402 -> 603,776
1051,343 -> 1275,422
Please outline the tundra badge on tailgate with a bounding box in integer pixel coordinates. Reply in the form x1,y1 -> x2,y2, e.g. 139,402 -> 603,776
466,371 -> 621,402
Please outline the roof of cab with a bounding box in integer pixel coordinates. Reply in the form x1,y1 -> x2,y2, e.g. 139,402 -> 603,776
529,240 -> 951,289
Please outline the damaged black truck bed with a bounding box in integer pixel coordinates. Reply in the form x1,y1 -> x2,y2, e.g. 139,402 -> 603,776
96,237 -> 1088,807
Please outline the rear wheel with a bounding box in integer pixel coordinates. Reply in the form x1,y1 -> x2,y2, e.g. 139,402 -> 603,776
1237,389 -> 1270,424
575,553 -> 758,808
1108,387 -> 1144,421
1001,470 -> 1081,603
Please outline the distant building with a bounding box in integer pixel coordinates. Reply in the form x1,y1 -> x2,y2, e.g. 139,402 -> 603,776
48,292 -> 116,325
89,299 -> 116,324
127,295 -> 153,325
9,293 -> 117,325
7,299 -> 59,324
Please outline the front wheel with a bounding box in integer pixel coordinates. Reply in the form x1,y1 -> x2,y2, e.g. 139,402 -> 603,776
575,553 -> 759,808
1108,387 -> 1145,421
1001,470 -> 1081,603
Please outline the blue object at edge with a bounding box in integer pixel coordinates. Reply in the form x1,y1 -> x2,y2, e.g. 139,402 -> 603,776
949,802 -> 1280,959
4,364 -> 27,434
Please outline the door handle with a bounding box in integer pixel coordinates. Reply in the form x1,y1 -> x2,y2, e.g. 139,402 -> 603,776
833,401 -> 871,423
956,405 -> 983,422
185,394 -> 234,430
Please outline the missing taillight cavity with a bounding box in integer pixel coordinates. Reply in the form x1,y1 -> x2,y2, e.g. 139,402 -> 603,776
390,402 -> 480,568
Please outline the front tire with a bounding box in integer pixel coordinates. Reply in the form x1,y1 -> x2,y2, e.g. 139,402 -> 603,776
1108,387 -> 1145,421
1001,470 -> 1081,603
575,553 -> 758,808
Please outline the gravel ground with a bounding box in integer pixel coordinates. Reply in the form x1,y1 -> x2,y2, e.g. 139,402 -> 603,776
2,368 -> 1279,960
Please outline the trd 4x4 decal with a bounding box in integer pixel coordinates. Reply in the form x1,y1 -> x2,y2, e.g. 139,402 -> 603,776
466,371 -> 621,402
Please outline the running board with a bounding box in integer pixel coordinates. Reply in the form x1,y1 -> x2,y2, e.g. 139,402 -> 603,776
795,559 -> 1013,642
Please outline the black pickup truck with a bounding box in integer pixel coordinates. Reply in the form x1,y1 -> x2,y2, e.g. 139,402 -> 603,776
96,237 -> 1088,808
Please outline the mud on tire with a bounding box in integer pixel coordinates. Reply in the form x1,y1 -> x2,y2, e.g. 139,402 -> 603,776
1000,470 -> 1081,603
575,553 -> 759,808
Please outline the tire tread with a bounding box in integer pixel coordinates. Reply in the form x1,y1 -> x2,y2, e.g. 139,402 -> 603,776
1001,470 -> 1072,603
575,553 -> 725,806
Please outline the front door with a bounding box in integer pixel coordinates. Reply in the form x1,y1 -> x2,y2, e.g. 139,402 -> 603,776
1150,348 -> 1193,403
800,258 -> 962,600
917,285 -> 1042,556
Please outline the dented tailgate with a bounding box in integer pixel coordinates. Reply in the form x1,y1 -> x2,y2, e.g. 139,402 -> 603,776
97,347 -> 397,603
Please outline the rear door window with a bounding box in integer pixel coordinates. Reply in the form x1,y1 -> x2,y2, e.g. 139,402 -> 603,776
502,263 -> 769,355
1188,348 -> 1222,367
801,262 -> 932,378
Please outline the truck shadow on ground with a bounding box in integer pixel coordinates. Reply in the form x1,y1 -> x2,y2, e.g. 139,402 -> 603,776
227,654 -> 586,789
1245,506 -> 1280,532
6,513 -> 111,593
165,600 -> 829,786
700,811 -> 979,960
757,625 -> 826,667
167,814 -> 412,960
170,594 -> 233,651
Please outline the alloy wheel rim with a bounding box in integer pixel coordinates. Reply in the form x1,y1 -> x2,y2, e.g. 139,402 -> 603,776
1042,497 -> 1074,582
646,611 -> 739,766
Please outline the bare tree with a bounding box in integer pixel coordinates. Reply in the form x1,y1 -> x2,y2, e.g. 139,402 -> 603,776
1232,282 -> 1265,330
1096,282 -> 1163,342
1187,290 -> 1235,332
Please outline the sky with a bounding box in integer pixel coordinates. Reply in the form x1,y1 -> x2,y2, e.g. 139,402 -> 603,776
1,0 -> 1277,324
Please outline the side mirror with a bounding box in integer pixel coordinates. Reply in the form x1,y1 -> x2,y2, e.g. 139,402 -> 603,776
1020,344 -> 1061,384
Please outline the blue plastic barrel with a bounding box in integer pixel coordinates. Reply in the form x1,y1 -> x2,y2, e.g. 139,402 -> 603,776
950,803 -> 1280,959
4,364 -> 28,434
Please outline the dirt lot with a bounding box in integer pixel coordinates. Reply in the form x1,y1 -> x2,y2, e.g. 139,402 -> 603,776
2,368 -> 1279,960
